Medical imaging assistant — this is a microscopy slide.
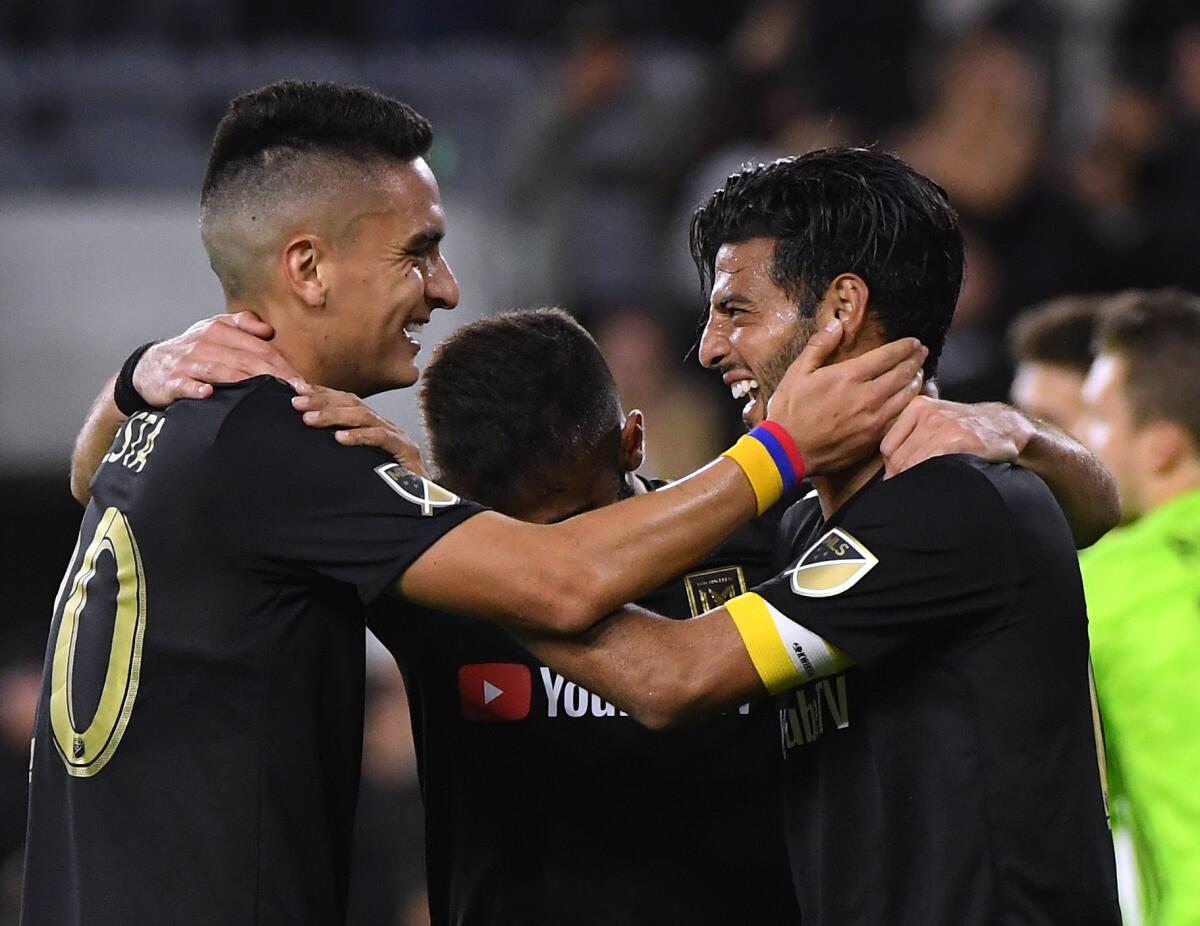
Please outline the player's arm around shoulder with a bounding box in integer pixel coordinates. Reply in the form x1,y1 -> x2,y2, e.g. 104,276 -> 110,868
881,396 -> 1120,548
69,312 -> 299,505
515,601 -> 837,730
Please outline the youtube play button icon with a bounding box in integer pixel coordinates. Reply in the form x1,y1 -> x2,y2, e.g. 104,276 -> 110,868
458,663 -> 532,721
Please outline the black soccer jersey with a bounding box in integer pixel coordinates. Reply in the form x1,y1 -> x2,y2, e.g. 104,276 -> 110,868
368,480 -> 801,926
727,456 -> 1120,925
22,376 -> 481,926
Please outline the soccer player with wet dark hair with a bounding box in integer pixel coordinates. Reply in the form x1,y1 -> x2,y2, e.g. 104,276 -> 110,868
506,149 -> 1122,924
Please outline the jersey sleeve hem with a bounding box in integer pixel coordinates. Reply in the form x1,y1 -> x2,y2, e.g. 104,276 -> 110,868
358,503 -> 486,606
727,592 -> 850,694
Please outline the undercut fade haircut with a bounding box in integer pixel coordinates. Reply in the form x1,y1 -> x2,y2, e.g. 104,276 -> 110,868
1008,296 -> 1101,373
199,80 -> 432,296
419,309 -> 623,511
1096,288 -> 1200,445
689,148 -> 964,378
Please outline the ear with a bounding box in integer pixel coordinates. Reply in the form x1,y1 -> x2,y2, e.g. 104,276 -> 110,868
283,234 -> 329,309
1138,420 -> 1190,476
619,409 -> 645,474
822,273 -> 871,344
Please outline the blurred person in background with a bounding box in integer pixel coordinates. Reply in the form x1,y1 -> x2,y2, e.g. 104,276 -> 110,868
501,1 -> 703,309
1008,294 -> 1101,434
896,29 -> 1108,401
1071,4 -> 1200,295
1077,289 -> 1200,926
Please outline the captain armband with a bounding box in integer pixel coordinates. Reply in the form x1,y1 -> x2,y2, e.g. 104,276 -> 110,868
720,422 -> 806,516
725,592 -> 851,694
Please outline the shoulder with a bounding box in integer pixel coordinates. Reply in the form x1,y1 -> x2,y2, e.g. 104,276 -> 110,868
211,375 -> 303,436
779,486 -> 821,541
860,455 -> 1014,530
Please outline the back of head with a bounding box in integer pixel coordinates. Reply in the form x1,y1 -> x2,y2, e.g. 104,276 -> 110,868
200,80 -> 432,297
689,147 -> 964,378
1096,289 -> 1200,447
419,309 -> 623,512
1008,296 -> 1101,374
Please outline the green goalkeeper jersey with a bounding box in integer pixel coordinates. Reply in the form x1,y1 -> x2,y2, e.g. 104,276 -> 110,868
1081,488 -> 1200,926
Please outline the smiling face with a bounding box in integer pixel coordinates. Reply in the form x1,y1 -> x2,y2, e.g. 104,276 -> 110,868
698,237 -> 818,427
319,158 -> 460,396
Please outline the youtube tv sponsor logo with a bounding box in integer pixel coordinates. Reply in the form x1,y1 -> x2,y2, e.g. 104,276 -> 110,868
458,663 -> 532,722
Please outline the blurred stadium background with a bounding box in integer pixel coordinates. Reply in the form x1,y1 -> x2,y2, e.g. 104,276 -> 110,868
2,0 -> 1198,922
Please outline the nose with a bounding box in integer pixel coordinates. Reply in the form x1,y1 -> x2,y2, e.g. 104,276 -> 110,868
427,255 -> 460,312
698,312 -> 730,370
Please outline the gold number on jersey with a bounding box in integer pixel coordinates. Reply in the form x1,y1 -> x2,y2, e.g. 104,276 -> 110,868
50,507 -> 147,777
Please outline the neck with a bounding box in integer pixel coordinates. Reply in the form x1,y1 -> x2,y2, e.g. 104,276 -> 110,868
1142,456 -> 1200,517
810,453 -> 885,520
226,295 -> 343,391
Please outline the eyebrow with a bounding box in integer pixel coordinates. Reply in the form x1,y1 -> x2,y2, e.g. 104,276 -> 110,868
402,227 -> 444,251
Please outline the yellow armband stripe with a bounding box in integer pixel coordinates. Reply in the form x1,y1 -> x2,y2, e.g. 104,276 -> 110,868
725,592 -> 803,694
721,435 -> 784,516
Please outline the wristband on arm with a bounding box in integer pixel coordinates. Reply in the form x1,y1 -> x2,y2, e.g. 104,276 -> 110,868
720,421 -> 806,516
113,341 -> 161,417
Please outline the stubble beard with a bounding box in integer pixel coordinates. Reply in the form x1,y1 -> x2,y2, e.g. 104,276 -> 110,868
756,312 -> 819,404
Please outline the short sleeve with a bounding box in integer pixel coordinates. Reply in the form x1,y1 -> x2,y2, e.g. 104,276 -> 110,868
730,458 -> 1021,684
209,378 -> 484,605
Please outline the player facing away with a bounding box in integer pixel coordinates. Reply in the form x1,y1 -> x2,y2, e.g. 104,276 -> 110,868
22,85 -> 926,925
506,150 -> 1123,925
375,308 -> 800,924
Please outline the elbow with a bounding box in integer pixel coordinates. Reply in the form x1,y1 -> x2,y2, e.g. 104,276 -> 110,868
68,466 -> 91,507
532,559 -> 612,634
630,699 -> 687,732
1075,476 -> 1122,550
627,672 -> 708,732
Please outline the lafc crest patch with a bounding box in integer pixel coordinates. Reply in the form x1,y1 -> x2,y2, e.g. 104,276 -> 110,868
786,528 -> 877,598
374,463 -> 460,516
684,566 -> 747,617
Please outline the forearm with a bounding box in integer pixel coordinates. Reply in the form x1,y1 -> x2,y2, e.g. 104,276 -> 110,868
400,457 -> 761,632
516,605 -> 763,729
1018,422 -> 1120,548
69,376 -> 125,505
548,458 -> 759,620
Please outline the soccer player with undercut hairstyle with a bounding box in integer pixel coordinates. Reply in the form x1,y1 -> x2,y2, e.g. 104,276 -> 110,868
27,85 -> 926,925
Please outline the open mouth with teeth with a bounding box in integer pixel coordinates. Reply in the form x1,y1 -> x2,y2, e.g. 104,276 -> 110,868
729,378 -> 763,423
402,320 -> 427,349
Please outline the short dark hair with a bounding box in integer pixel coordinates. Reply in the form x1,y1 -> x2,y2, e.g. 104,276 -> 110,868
689,148 -> 964,377
419,309 -> 623,511
1008,295 -> 1102,373
1096,288 -> 1200,445
201,80 -> 432,206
